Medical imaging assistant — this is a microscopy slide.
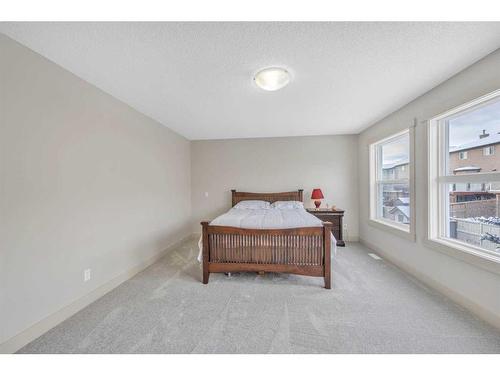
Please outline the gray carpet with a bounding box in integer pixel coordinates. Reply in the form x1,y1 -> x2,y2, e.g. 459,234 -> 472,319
18,239 -> 500,353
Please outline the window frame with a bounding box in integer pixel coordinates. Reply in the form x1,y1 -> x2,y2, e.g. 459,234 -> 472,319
483,145 -> 495,156
458,151 -> 468,160
427,89 -> 500,265
369,127 -> 415,241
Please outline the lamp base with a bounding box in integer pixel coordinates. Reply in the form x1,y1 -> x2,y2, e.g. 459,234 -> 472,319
314,200 -> 321,209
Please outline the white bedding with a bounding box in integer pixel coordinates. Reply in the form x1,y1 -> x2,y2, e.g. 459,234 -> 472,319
197,207 -> 336,262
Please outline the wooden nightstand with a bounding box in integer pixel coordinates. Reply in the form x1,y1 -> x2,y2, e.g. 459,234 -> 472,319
306,208 -> 345,247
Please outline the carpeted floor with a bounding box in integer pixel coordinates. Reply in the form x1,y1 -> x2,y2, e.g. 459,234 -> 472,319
18,239 -> 500,353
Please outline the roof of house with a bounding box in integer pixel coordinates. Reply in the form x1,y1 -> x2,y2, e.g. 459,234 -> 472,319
395,197 -> 410,204
453,166 -> 481,172
382,159 -> 409,169
389,205 -> 410,218
450,132 -> 500,152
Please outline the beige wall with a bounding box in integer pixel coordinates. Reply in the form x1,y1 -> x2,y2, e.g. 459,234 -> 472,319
191,135 -> 359,240
358,49 -> 500,328
0,34 -> 192,345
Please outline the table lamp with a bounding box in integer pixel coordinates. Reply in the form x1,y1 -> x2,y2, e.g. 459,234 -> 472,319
311,188 -> 324,209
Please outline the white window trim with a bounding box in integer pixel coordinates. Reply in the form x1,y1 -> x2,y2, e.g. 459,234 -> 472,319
427,89 -> 500,268
369,127 -> 416,241
483,146 -> 495,156
459,151 -> 468,160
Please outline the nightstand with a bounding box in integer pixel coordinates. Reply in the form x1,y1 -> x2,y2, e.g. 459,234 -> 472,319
306,208 -> 345,247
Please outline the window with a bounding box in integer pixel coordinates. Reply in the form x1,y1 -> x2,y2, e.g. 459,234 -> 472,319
459,151 -> 468,160
483,145 -> 495,156
428,90 -> 500,260
369,129 -> 414,237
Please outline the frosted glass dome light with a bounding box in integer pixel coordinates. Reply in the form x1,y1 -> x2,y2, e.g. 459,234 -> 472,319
254,67 -> 290,91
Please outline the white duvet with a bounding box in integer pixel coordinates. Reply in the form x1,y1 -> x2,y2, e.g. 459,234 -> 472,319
197,207 -> 336,262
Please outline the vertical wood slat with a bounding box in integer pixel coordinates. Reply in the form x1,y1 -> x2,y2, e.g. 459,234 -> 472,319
230,235 -> 233,263
300,236 -> 304,265
304,236 -> 308,265
218,234 -> 221,262
214,234 -> 218,263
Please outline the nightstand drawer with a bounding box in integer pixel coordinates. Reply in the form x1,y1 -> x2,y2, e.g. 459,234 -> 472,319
315,214 -> 340,223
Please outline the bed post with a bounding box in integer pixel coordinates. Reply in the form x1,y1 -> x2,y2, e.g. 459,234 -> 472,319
231,189 -> 237,207
322,222 -> 332,289
201,221 -> 210,284
298,189 -> 303,202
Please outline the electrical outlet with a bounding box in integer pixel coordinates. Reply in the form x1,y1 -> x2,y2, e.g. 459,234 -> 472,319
84,268 -> 91,282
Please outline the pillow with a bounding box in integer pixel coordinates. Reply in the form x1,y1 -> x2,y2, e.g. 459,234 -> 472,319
233,200 -> 271,209
271,201 -> 304,209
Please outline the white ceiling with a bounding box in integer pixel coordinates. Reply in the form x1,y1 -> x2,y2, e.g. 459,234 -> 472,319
1,22 -> 500,140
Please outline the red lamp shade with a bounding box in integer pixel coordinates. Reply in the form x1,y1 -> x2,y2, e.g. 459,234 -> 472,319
311,189 -> 324,200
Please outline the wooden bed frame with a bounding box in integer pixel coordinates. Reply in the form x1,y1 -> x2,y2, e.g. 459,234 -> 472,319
200,189 -> 332,288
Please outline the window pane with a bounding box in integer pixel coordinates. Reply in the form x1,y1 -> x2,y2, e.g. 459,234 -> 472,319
381,134 -> 410,181
448,98 -> 500,175
371,130 -> 411,230
378,182 -> 410,225
447,182 -> 500,255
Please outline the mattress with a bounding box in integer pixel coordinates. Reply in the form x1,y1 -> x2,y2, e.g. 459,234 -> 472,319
210,206 -> 325,229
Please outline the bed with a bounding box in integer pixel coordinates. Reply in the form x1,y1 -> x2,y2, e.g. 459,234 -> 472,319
200,189 -> 334,288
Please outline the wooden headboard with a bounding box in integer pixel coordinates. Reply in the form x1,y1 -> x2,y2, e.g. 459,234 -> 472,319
231,189 -> 304,207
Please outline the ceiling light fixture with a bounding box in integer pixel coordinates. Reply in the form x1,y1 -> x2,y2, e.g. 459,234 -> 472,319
254,67 -> 290,91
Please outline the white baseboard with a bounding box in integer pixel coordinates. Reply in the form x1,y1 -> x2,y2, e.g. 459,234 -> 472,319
359,238 -> 500,330
0,234 -> 194,354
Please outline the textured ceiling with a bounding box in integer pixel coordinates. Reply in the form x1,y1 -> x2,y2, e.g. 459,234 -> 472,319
1,22 -> 500,140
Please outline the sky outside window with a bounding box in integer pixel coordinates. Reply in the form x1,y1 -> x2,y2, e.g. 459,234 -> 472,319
449,99 -> 500,149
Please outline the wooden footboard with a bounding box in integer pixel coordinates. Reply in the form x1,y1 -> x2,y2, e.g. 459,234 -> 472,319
201,222 -> 332,288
